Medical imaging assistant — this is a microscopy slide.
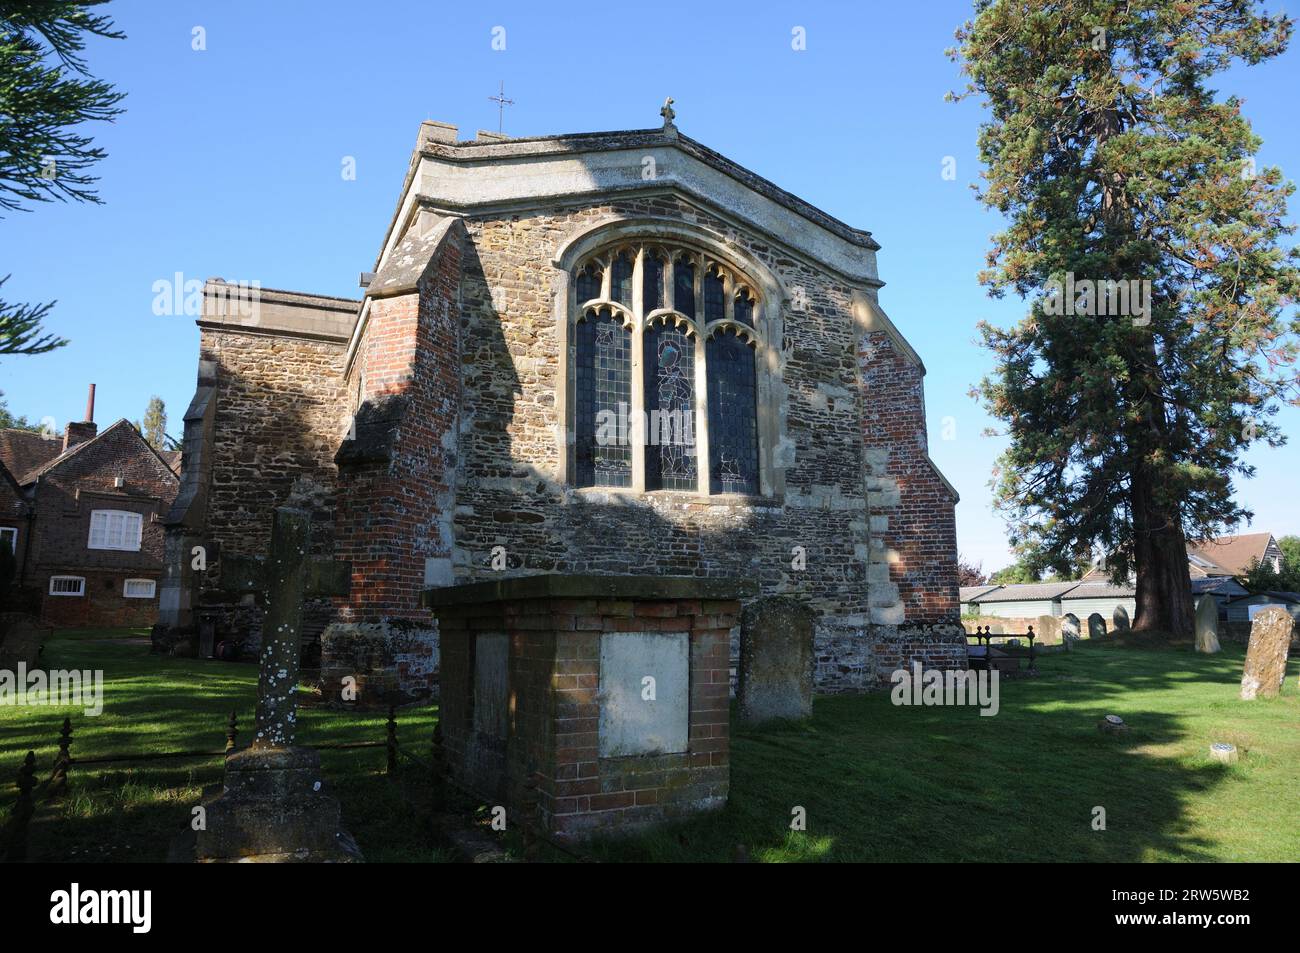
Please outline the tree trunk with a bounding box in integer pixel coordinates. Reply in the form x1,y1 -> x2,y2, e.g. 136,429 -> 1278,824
1130,465 -> 1195,637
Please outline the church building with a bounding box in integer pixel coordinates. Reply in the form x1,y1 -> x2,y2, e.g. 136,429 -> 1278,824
157,108 -> 963,699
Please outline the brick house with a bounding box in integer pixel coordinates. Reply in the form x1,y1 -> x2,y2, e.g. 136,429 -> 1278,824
0,390 -> 180,628
159,115 -> 962,694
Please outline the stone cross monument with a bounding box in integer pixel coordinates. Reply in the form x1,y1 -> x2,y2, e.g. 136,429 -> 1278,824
184,507 -> 361,862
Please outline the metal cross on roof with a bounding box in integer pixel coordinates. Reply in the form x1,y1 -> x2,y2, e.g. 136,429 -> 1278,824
489,81 -> 514,133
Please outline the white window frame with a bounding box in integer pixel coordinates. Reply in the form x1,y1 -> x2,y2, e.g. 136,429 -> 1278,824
0,526 -> 16,555
49,575 -> 86,597
123,578 -> 157,599
87,509 -> 144,552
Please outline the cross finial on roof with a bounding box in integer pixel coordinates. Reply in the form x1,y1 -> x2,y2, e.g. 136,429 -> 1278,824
488,81 -> 514,133
660,96 -> 675,127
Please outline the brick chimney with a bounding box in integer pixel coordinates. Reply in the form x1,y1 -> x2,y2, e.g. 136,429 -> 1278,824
63,383 -> 97,452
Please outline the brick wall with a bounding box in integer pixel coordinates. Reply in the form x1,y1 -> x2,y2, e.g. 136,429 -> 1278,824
433,585 -> 734,839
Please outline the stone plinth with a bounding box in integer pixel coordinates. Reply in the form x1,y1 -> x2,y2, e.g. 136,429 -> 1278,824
425,574 -> 755,840
191,746 -> 361,862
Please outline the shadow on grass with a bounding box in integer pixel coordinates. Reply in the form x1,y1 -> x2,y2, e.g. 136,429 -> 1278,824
580,641 -> 1295,863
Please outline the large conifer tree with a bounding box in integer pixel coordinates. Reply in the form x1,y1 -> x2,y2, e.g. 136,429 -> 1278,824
953,1 -> 1299,636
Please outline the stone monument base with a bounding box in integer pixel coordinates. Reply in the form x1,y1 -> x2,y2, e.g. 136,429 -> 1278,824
174,746 -> 362,863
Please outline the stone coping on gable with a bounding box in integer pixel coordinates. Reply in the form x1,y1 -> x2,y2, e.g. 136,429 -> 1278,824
422,573 -> 758,608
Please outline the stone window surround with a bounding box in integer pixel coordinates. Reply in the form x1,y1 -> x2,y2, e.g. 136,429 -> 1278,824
554,217 -> 787,501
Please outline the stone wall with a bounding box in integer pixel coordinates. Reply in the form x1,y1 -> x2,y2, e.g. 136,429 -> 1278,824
191,187 -> 962,692
443,194 -> 960,690
196,322 -> 350,653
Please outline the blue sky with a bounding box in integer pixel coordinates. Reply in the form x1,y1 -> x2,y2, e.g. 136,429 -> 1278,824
1,0 -> 1297,573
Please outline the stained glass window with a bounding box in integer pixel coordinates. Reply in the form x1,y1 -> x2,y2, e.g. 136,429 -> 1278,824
572,245 -> 762,496
707,332 -> 758,494
704,270 -> 725,322
576,265 -> 601,304
642,253 -> 664,313
733,288 -> 755,327
611,252 -> 633,308
644,323 -> 697,491
574,310 -> 632,487
673,257 -> 696,318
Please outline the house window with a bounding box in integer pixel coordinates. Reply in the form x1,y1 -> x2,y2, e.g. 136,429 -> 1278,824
49,576 -> 85,596
570,243 -> 763,496
0,526 -> 16,555
88,509 -> 143,552
123,578 -> 157,599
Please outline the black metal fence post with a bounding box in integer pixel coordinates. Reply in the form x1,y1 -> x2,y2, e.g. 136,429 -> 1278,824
386,706 -> 397,777
2,752 -> 37,862
430,722 -> 445,811
51,718 -> 72,796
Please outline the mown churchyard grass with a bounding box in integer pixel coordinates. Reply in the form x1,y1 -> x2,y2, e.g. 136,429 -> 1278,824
1,629 -> 444,862
3,629 -> 1296,862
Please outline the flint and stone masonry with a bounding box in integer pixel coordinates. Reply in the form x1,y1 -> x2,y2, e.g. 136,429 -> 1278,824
160,115 -> 963,699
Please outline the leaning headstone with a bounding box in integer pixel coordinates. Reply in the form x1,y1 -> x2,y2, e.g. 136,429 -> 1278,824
1112,605 -> 1130,632
182,507 -> 361,862
1035,615 -> 1061,645
738,597 -> 815,723
1239,606 -> 1293,701
1194,594 -> 1221,654
1061,613 -> 1081,650
1087,613 -> 1107,640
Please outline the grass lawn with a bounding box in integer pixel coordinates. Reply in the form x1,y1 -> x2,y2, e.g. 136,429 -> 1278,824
3,629 -> 1297,862
0,629 -> 443,862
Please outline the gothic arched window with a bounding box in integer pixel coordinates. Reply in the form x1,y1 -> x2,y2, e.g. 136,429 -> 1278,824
574,306 -> 632,487
570,242 -> 764,496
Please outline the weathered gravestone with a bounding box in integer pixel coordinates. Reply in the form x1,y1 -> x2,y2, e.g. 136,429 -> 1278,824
184,507 -> 361,862
0,614 -> 50,673
1061,613 -> 1081,650
1112,605 -> 1130,632
1239,606 -> 1293,701
738,597 -> 815,723
1194,594 -> 1221,654
1035,615 -> 1061,646
1087,613 -> 1107,640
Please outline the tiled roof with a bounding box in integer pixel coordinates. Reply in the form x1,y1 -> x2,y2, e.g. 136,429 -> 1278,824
975,582 -> 1083,602
1228,590 -> 1300,604
0,428 -> 63,482
1191,576 -> 1248,597
1187,533 -> 1276,577
1062,582 -> 1136,599
959,585 -> 1002,602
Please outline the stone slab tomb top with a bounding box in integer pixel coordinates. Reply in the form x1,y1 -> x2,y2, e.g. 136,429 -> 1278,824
422,573 -> 759,608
